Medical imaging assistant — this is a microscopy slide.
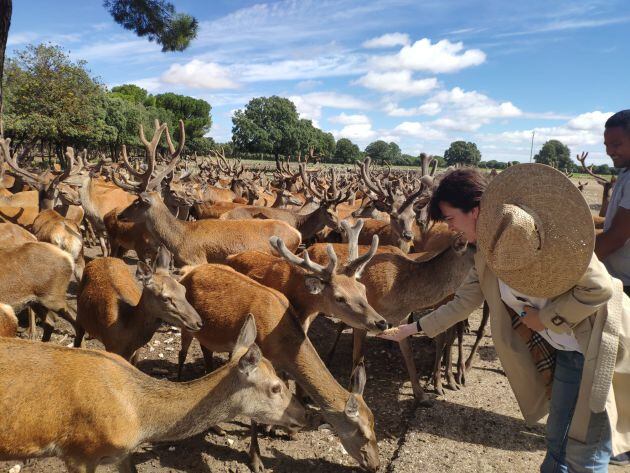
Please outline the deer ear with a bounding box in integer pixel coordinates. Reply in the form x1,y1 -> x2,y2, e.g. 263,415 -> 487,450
237,344 -> 262,375
350,360 -> 367,396
136,261 -> 153,285
304,276 -> 325,295
233,313 -> 257,354
153,245 -> 172,271
345,394 -> 360,419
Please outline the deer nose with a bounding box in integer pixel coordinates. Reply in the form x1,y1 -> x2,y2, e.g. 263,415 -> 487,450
402,231 -> 414,241
375,320 -> 388,331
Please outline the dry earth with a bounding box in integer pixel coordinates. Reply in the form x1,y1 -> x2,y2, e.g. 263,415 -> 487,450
1,174 -> 626,473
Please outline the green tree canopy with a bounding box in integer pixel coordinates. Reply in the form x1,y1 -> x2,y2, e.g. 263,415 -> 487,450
4,44 -> 108,151
111,83 -> 151,105
444,140 -> 481,166
333,138 -> 362,163
155,92 -> 211,139
103,0 -> 198,52
232,96 -> 301,158
365,140 -> 390,165
533,139 -> 574,171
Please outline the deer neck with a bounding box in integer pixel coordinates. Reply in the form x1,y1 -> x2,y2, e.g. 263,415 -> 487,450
128,292 -> 165,343
145,199 -> 186,251
600,182 -> 612,217
271,314 -> 348,417
138,361 -> 244,442
395,248 -> 473,315
294,207 -> 328,240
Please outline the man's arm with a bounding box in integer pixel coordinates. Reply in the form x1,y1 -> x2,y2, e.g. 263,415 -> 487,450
595,207 -> 630,260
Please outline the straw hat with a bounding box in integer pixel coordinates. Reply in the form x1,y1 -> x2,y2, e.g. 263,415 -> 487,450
476,163 -> 594,298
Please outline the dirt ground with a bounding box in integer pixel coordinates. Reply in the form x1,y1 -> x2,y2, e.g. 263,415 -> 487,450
1,174 -> 626,473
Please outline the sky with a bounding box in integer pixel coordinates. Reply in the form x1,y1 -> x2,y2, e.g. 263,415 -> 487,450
7,0 -> 630,164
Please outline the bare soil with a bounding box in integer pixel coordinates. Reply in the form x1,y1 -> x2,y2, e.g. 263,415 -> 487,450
1,175 -> 625,473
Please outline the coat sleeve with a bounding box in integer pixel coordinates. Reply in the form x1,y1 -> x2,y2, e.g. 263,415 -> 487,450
420,264 -> 486,338
538,255 -> 613,334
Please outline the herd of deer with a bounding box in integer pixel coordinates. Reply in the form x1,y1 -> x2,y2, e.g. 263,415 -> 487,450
0,120 -> 613,473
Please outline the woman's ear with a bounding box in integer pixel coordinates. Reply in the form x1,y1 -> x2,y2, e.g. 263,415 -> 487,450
471,206 -> 480,220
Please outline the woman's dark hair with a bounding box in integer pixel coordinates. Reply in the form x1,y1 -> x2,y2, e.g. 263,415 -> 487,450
429,168 -> 488,221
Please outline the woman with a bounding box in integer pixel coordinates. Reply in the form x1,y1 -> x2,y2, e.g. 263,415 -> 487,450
378,164 -> 630,473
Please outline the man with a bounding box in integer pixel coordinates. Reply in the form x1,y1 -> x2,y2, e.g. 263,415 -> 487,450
595,109 -> 630,296
594,109 -> 630,466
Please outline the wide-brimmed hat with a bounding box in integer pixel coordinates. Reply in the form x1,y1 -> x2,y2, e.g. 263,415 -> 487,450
476,163 -> 594,298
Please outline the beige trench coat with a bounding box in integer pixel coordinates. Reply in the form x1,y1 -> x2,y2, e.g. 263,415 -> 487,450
420,252 -> 630,456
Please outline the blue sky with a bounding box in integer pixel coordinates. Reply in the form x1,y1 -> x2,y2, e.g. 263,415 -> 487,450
8,0 -> 630,164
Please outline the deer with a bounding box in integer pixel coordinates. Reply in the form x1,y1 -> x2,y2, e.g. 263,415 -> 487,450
308,230 -> 476,402
103,208 -> 158,262
226,227 -> 387,334
0,303 -> 17,337
75,248 -> 204,363
0,221 -> 37,247
0,241 -> 76,341
177,263 -> 380,472
577,151 -> 616,229
220,165 -> 352,241
112,120 -> 302,266
0,315 -> 307,473
356,157 -> 433,253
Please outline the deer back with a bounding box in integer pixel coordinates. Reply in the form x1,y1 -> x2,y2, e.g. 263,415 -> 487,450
0,303 -> 17,337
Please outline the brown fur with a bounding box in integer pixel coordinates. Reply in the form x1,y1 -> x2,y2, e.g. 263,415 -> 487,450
76,257 -> 203,361
118,192 -> 302,266
0,332 -> 305,471
192,201 -> 248,219
0,242 -> 76,340
0,303 -> 17,337
0,222 -> 37,248
103,209 -> 157,262
178,264 -> 380,472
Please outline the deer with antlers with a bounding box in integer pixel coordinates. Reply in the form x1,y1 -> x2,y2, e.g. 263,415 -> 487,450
577,151 -> 616,228
176,263 -> 380,472
0,315 -> 306,473
356,157 -> 433,253
114,119 -> 302,266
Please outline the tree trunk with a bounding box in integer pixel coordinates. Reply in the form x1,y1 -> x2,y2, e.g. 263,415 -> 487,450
0,0 -> 12,138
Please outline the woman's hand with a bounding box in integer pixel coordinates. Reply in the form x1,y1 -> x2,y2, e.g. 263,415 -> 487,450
376,322 -> 419,342
521,306 -> 545,331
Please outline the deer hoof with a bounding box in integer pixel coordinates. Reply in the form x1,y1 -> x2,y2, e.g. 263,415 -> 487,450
249,455 -> 266,473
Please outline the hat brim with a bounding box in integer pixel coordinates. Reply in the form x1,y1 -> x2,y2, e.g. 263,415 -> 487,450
476,164 -> 595,298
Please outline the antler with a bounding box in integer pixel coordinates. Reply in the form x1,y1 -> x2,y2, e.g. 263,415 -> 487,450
0,138 -> 39,187
148,119 -> 186,190
359,157 -> 395,209
269,236 -> 337,280
340,218 -> 379,277
576,151 -> 609,186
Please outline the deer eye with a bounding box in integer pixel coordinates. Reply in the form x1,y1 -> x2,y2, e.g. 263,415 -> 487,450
335,295 -> 346,304
271,384 -> 282,395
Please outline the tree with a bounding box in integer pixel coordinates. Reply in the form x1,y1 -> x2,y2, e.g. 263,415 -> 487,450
533,139 -> 574,171
111,84 -> 151,105
232,96 -> 300,158
386,142 -> 401,163
154,92 -> 211,139
444,140 -> 481,166
0,0 -> 198,136
4,44 -> 108,157
103,0 -> 198,52
365,140 -> 390,165
334,138 -> 362,163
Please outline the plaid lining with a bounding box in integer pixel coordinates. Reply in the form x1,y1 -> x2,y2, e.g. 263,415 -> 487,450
503,303 -> 556,398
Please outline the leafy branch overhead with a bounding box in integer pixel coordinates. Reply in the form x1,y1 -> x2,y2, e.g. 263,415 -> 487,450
103,0 -> 198,52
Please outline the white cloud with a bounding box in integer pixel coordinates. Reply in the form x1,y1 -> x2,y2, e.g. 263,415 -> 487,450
7,32 -> 39,46
289,92 -> 370,121
362,32 -> 410,49
129,78 -> 163,93
161,60 -> 239,90
355,71 -> 438,95
295,79 -> 323,90
392,122 -> 446,140
384,101 -> 442,117
373,38 -> 486,73
567,111 -> 612,131
237,55 -> 365,82
329,113 -> 371,125
71,39 -> 162,62
332,123 -> 376,141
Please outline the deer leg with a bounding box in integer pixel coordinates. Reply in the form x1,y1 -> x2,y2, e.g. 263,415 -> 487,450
465,301 -> 490,371
398,337 -> 432,406
27,307 -> 38,340
432,332 -> 447,396
74,323 -> 85,348
64,460 -> 96,473
117,456 -> 138,473
200,345 -> 215,373
249,421 -> 265,473
455,322 -> 466,386
324,323 -> 345,365
99,234 -> 108,257
444,329 -> 459,391
177,330 -> 194,380
351,328 -> 367,367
